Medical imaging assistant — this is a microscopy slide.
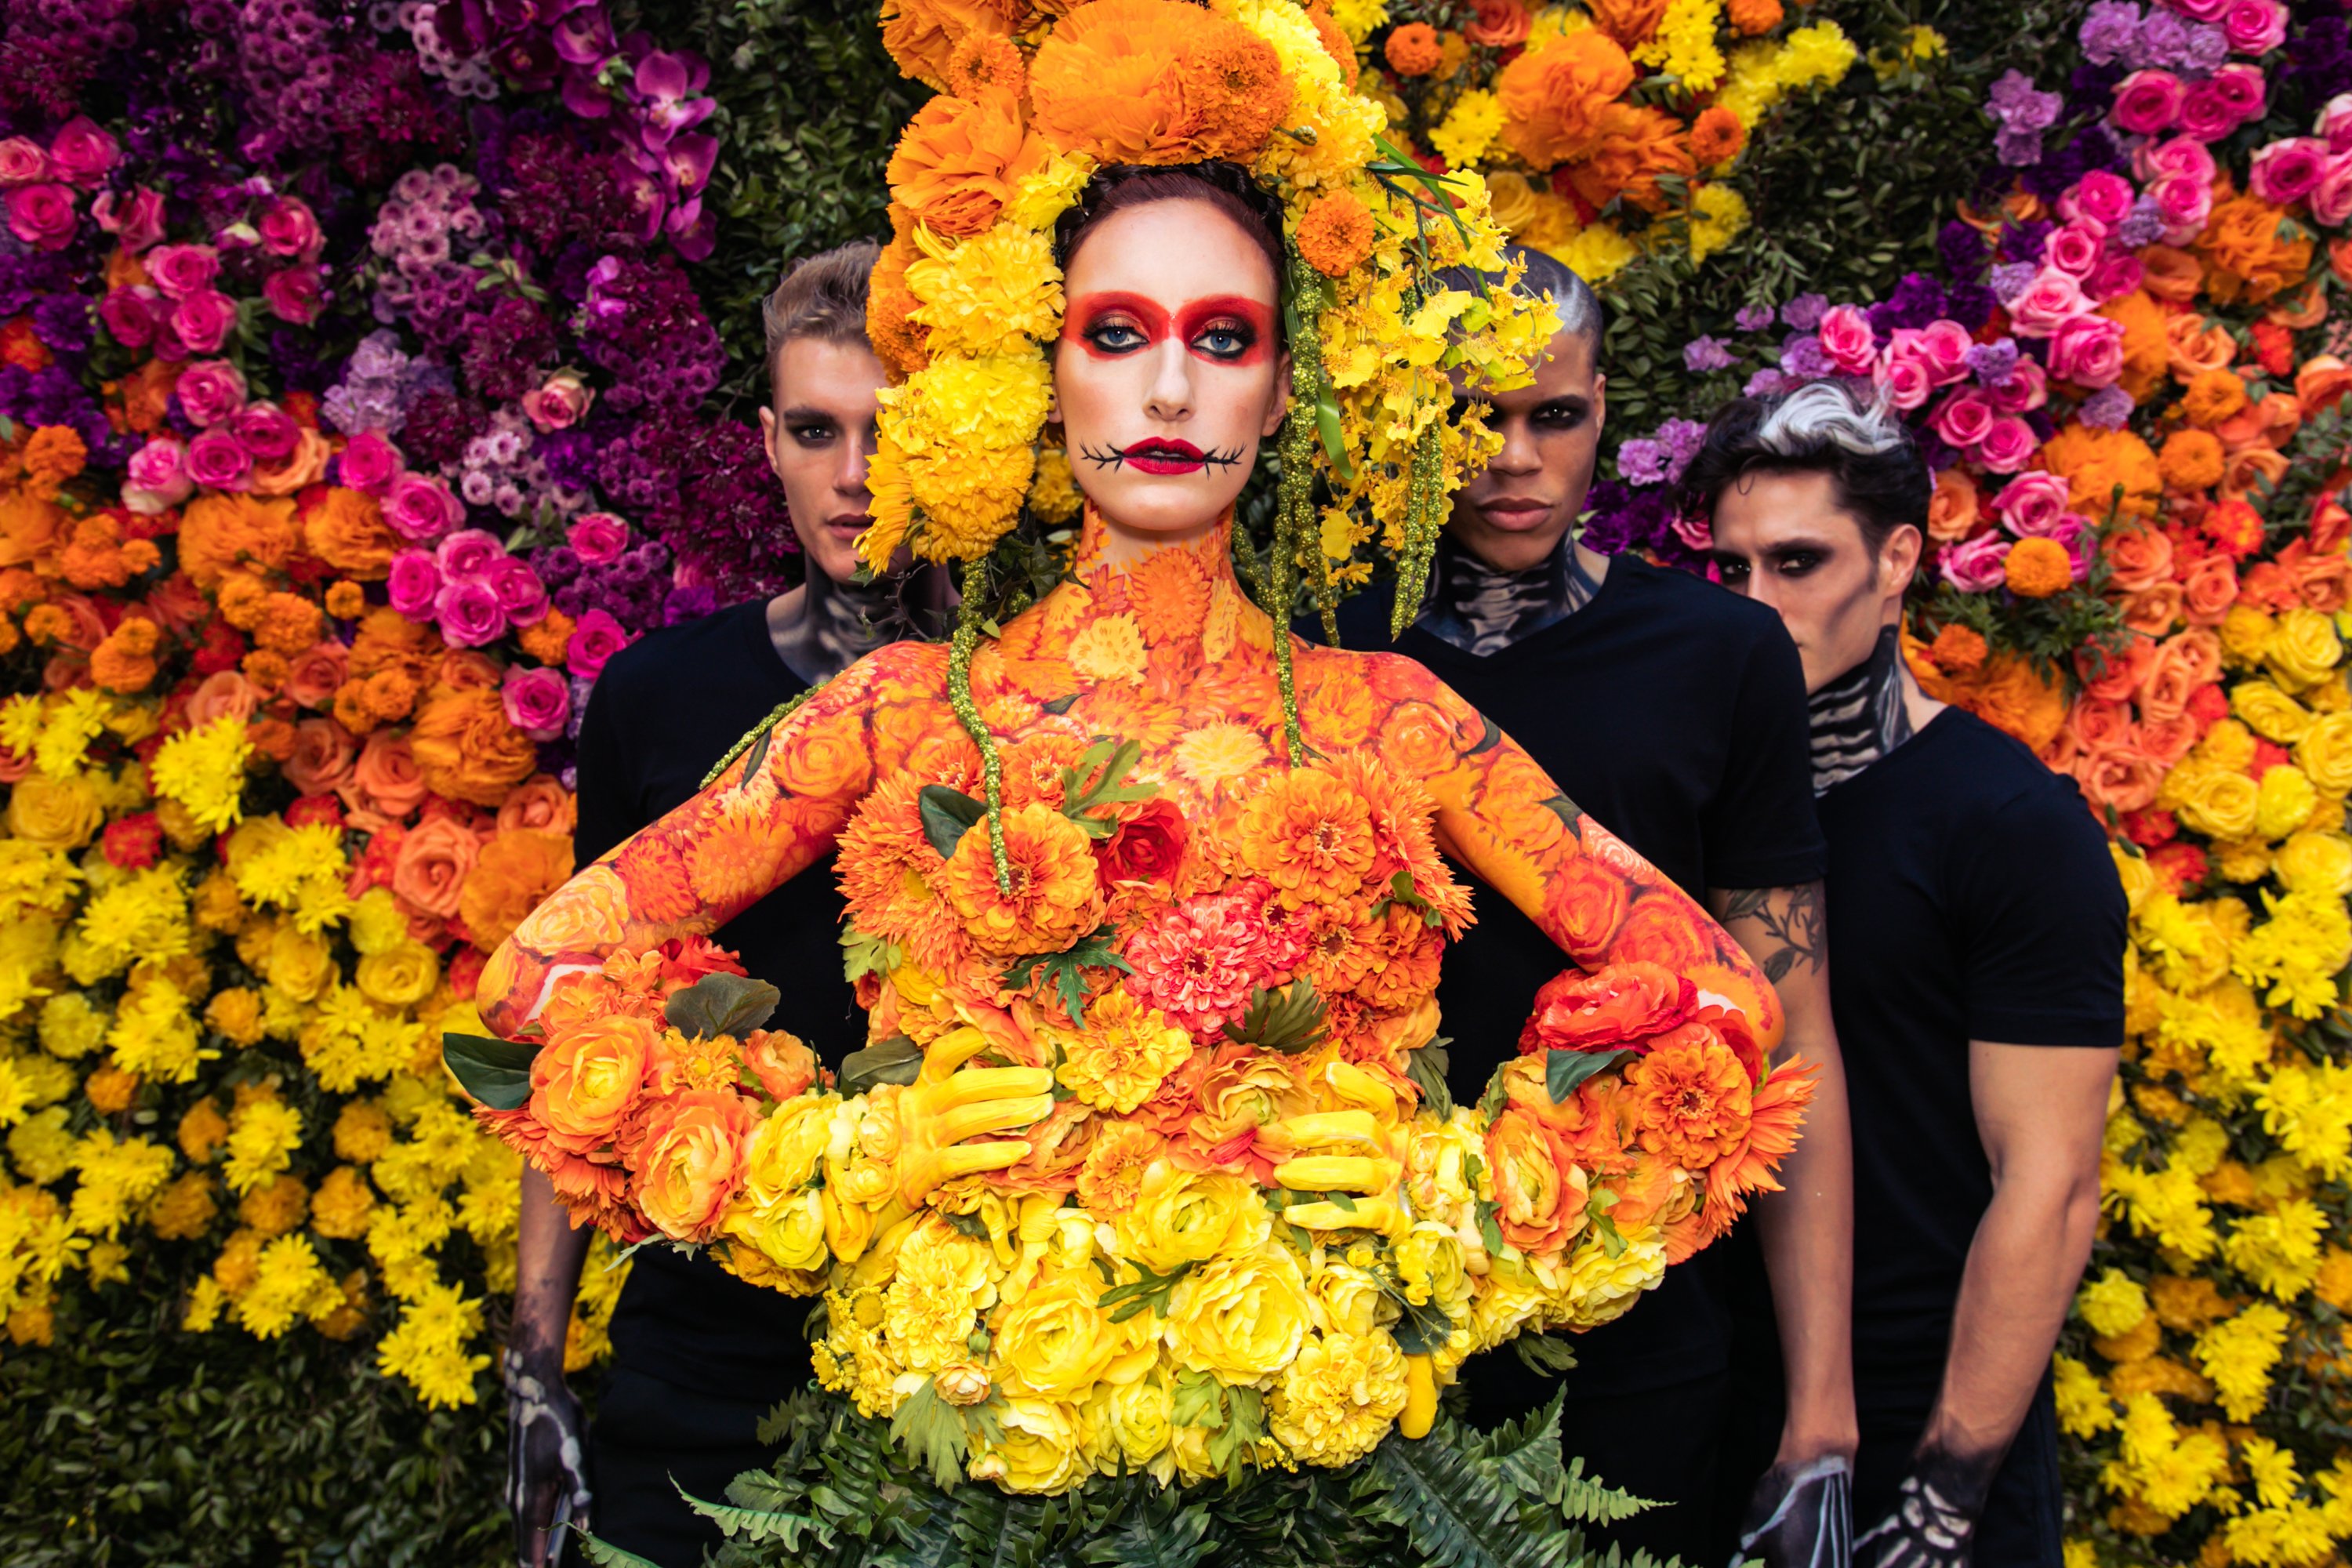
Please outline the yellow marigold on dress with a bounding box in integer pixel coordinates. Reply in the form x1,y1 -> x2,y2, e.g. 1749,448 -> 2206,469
884,1220 -> 999,1372
1051,989 -> 1192,1112
2005,535 -> 2074,598
941,800 -> 1105,957
1270,1327 -> 1408,1465
1166,1245 -> 1313,1382
1297,189 -> 1377,278
1236,768 -> 1377,906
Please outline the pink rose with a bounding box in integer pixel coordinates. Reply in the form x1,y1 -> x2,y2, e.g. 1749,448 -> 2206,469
2054,517 -> 2096,583
174,359 -> 249,428
2113,71 -> 2185,136
2151,173 -> 2213,242
2139,135 -> 2216,183
98,286 -> 163,350
122,437 -> 192,514
337,432 -> 404,495
262,266 -> 323,325
2060,169 -> 2136,231
5,183 -> 77,250
2320,93 -> 2352,156
185,428 -> 253,492
1992,473 -> 2071,537
435,528 -> 504,580
93,187 -> 165,252
2223,0 -> 2287,55
45,118 -> 117,187
1976,416 -> 2039,474
2085,252 -> 2144,303
1816,304 -> 1877,375
1877,354 -> 1933,412
1930,390 -> 1994,450
1912,320 -> 1973,384
2005,270 -> 2089,337
1671,509 -> 1714,554
2314,152 -> 2352,228
384,473 -> 463,543
567,512 -> 629,564
488,557 -> 550,625
435,579 -> 506,648
146,243 -> 220,301
520,370 -> 593,433
566,608 -> 631,680
170,290 -> 238,355
2250,137 -> 2330,205
0,138 -> 47,187
2163,0 -> 2226,20
1940,532 -> 2011,592
387,551 -> 442,619
2209,63 -> 2267,124
1987,358 -> 2049,415
231,402 -> 301,463
257,198 -> 323,260
502,666 -> 572,742
2049,314 -> 2125,389
2043,223 -> 2104,278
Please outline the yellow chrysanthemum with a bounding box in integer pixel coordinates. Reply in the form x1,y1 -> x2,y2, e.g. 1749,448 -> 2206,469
148,717 -> 254,834
907,224 -> 1066,358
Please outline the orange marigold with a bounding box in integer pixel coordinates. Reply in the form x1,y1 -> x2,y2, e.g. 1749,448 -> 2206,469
1563,102 -> 1693,214
2194,194 -> 2314,305
837,771 -> 969,972
1030,0 -> 1287,165
1688,105 -> 1745,166
1163,21 -> 1290,161
1588,0 -> 1667,47
517,609 -> 575,666
2158,428 -> 2226,492
885,89 -> 1046,240
301,487 -> 399,580
1384,22 -> 1443,75
324,580 -> 366,619
1303,2 -> 1359,71
2004,536 -> 2074,598
1726,0 -> 1781,33
1626,1029 -> 1752,1167
21,424 -> 86,498
2180,368 -> 2249,429
1297,190 -> 1376,278
1236,768 -> 1378,908
459,830 -> 575,953
408,682 -> 538,807
2038,423 -> 2161,521
2101,290 -> 2169,401
880,0 -> 1025,92
1495,31 -> 1636,171
89,616 -> 161,694
940,800 -> 1106,957
253,590 -> 324,656
241,649 -> 290,695
1926,623 -> 1989,674
177,493 -> 301,589
0,317 -> 49,372
942,31 -> 1025,97
867,231 -> 931,379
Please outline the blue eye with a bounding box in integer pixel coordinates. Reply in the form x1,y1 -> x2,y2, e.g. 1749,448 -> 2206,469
1196,326 -> 1250,359
1087,322 -> 1148,353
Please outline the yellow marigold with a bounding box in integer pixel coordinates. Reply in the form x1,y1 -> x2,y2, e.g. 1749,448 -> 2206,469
1297,189 -> 1377,278
1548,220 -> 1640,284
1027,446 -> 1081,524
1237,768 -> 1378,906
2005,535 -> 2074,598
2181,368 -> 2250,430
941,800 -> 1105,957
906,225 -> 1064,360
147,1171 -> 216,1240
1429,89 -> 1504,169
1270,1327 -> 1408,1465
882,1220 -> 999,1371
310,1166 -> 376,1240
1051,989 -> 1192,1112
237,1173 -> 310,1238
1688,182 -> 1750,263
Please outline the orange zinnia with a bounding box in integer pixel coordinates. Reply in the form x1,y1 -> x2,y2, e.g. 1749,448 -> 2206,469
942,800 -> 1106,957
1236,768 -> 1378,907
1384,22 -> 1443,76
1495,30 -> 1635,171
1625,1030 -> 1752,1168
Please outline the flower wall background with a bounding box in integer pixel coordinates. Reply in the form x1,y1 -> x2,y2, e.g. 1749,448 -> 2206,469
0,0 -> 2343,1563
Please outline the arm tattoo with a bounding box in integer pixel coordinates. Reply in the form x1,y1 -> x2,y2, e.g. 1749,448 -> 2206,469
1721,882 -> 1825,985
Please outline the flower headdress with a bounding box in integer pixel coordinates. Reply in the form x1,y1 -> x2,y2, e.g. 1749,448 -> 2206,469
862,0 -> 1554,883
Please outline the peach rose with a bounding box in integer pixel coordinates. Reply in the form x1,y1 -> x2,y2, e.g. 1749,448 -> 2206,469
282,716 -> 358,796
528,1014 -> 657,1152
390,814 -> 480,919
742,1029 -> 819,1102
2180,554 -> 2241,626
495,773 -> 578,837
185,669 -> 260,728
2295,551 -> 2350,614
283,638 -> 349,709
632,1087 -> 757,1243
2076,745 -> 2164,815
2122,583 -> 2185,637
2063,695 -> 2133,753
339,728 -> 428,826
2102,524 -> 2173,592
1926,468 -> 1980,543
2079,634 -> 2155,702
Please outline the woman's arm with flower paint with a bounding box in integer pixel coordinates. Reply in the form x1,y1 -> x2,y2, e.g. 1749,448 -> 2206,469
477,646 -> 924,1036
1380,655 -> 1784,1051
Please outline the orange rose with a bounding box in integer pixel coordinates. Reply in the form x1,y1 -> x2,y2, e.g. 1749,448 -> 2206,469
2122,583 -> 2184,637
1518,960 -> 1694,1054
2212,391 -> 2299,453
742,1029 -> 818,1101
1376,698 -> 1466,782
340,728 -> 428,826
250,426 -> 329,496
2164,312 -> 2237,381
632,1087 -> 757,1243
1464,0 -> 1530,46
2220,447 -> 2289,502
2296,354 -> 2352,417
2063,695 -> 2131,754
1484,1106 -> 1589,1255
282,639 -> 348,710
496,773 -> 578,837
459,829 -> 574,953
2180,554 -> 2241,626
1926,468 -> 1979,543
410,683 -> 538,807
185,669 -> 260,728
2075,744 -> 2163,815
528,1014 -> 658,1152
1624,1029 -> 1751,1167
1545,854 -> 1629,954
2293,550 -> 2350,614
391,814 -> 481,919
283,716 -> 358,797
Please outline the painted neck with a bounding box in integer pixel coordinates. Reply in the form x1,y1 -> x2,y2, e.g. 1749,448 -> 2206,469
1069,501 -> 1240,585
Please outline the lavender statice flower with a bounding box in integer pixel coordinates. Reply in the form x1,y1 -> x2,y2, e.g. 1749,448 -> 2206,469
1987,263 -> 2040,308
322,328 -> 428,434
1657,419 -> 1708,482
1966,339 -> 2022,387
1682,336 -> 1736,372
2115,195 -> 2166,249
1780,293 -> 1828,332
2176,24 -> 2226,77
1734,304 -> 1776,332
2078,1 -> 2141,66
2139,9 -> 2193,70
1744,368 -> 1789,397
2078,387 -> 2136,430
1615,437 -> 1671,485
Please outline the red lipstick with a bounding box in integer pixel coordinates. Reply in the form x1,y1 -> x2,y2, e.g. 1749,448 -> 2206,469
1120,437 -> 1210,475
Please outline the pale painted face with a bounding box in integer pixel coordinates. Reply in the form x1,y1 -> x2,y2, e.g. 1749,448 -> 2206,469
759,336 -> 890,585
1051,198 -> 1290,553
1707,469 -> 1920,694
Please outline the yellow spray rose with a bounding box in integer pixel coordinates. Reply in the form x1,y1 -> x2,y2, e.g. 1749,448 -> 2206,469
724,1186 -> 830,1273
969,1396 -> 1090,1495
993,1273 -> 1120,1400
2274,832 -> 2352,898
1089,1370 -> 1175,1473
2295,713 -> 2352,795
2267,608 -> 2343,691
6,775 -> 103,850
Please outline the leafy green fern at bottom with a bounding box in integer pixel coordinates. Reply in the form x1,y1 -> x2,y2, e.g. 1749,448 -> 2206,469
591,1386 -> 1684,1568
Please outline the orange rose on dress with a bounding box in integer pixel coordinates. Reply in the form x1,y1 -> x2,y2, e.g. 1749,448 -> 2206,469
742,1029 -> 819,1102
631,1087 -> 757,1242
529,1014 -> 658,1152
1518,961 -> 1695,1054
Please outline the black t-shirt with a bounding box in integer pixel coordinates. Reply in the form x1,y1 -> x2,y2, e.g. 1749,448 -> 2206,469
1314,554 -> 1824,1396
572,597 -> 864,1402
1818,708 -> 2125,1407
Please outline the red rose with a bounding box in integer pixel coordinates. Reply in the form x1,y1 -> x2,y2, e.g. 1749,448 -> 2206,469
1097,797 -> 1188,891
100,811 -> 162,870
284,793 -> 345,830
1518,960 -> 1696,1055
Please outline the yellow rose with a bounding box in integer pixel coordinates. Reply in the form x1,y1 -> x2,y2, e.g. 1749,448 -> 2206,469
1394,1221 -> 1473,1320
993,1273 -> 1118,1400
6,775 -> 103,849
2274,832 -> 2352,898
2111,844 -> 2154,916
1165,1246 -> 1313,1384
724,1185 -> 830,1272
353,942 -> 437,1007
2268,608 -> 2343,691
263,925 -> 333,1002
740,1095 -> 837,1201
1116,1163 -> 1272,1273
2166,766 -> 2259,840
2230,681 -> 2313,744
1307,1258 -> 1383,1337
1269,1327 -> 1408,1467
1089,1372 -> 1174,1472
2220,604 -> 2276,667
1547,1223 -> 1666,1330
969,1396 -> 1089,1494
935,1361 -> 993,1406
2256,765 -> 2319,841
2296,713 -> 2352,795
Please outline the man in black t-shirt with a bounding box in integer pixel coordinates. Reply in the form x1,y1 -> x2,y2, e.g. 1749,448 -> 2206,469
504,244 -> 949,1568
1694,382 -> 2123,1568
1311,250 -> 1858,1567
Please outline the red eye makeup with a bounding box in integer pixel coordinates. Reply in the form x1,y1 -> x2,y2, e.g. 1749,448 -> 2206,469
1065,292 -> 1276,366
